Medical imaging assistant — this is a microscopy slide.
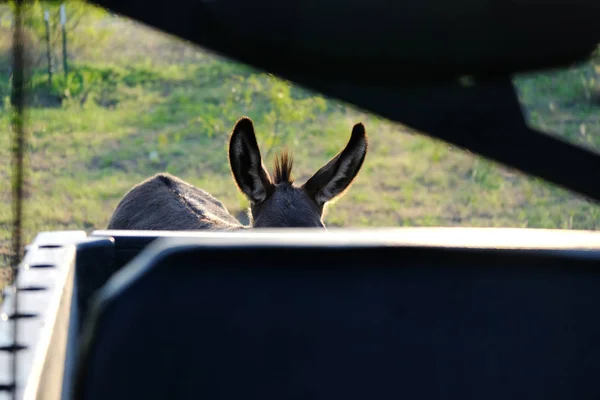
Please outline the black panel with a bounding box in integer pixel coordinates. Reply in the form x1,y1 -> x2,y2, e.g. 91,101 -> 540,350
90,231 -> 162,270
90,0 -> 599,84
75,240 -> 600,399
74,238 -> 116,332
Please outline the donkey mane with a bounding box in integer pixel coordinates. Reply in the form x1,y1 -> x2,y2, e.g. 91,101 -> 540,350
273,150 -> 294,185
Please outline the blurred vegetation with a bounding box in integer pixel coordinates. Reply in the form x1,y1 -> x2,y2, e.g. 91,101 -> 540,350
1,1 -> 600,284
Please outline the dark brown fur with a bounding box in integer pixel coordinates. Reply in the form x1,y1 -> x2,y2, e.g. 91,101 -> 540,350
107,173 -> 244,231
108,117 -> 368,231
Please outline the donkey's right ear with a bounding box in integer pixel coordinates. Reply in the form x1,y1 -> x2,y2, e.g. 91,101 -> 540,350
229,117 -> 274,205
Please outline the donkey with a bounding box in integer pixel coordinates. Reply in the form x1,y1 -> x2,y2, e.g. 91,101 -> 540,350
107,117 -> 368,230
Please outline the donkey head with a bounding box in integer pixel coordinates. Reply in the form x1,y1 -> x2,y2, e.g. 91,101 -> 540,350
229,117 -> 368,228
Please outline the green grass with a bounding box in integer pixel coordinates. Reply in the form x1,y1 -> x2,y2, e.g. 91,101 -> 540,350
0,3 -> 600,284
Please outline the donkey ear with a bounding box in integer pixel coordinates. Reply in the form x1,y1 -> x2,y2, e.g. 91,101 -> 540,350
303,123 -> 368,207
229,117 -> 274,205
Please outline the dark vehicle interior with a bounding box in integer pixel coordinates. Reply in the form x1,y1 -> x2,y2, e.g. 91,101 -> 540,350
2,0 -> 600,399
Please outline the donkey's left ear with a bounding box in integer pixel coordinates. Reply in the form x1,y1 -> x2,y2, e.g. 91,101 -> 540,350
302,123 -> 368,207
229,117 -> 274,205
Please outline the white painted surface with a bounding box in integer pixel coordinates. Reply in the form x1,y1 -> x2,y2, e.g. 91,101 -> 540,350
59,4 -> 67,26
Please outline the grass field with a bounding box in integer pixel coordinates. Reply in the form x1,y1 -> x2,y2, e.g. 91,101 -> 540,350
1,3 -> 600,283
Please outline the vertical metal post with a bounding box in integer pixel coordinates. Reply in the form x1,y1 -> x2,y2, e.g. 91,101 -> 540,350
60,4 -> 68,80
10,1 -> 26,398
43,10 -> 52,88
